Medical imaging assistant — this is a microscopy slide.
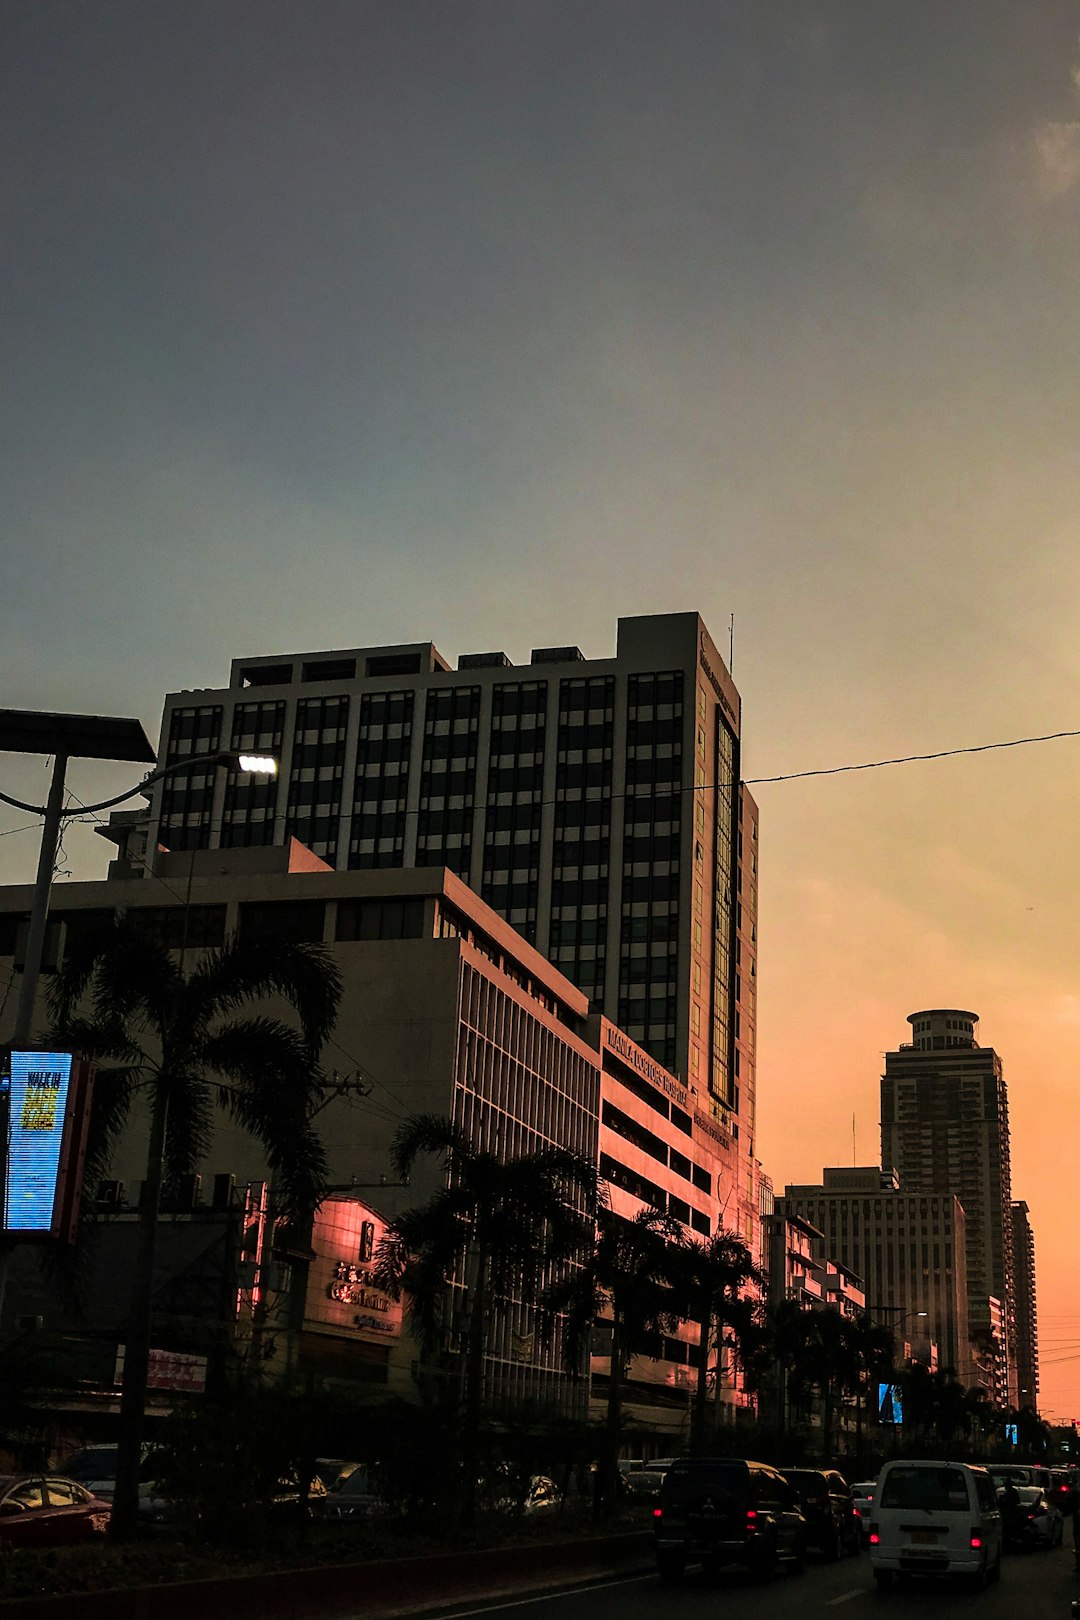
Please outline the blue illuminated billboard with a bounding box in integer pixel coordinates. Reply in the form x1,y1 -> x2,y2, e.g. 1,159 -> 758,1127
878,1382 -> 903,1424
3,1051 -> 92,1237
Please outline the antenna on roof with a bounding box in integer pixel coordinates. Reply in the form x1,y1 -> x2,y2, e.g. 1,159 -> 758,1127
729,613 -> 735,671
852,1112 -> 857,1165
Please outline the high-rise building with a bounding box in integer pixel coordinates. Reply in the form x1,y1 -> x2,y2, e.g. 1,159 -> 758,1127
777,1167 -> 971,1381
1011,1200 -> 1039,1411
104,612 -> 760,1232
881,1010 -> 1016,1403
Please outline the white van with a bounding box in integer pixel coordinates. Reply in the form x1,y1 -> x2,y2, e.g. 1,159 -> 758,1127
868,1460 -> 1002,1589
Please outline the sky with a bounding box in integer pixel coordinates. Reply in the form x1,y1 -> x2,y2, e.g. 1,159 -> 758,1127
3,0 -> 1080,1419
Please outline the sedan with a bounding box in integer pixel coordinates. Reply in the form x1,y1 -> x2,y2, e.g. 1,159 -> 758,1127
849,1480 -> 877,1544
0,1475 -> 111,1547
1000,1486 -> 1064,1550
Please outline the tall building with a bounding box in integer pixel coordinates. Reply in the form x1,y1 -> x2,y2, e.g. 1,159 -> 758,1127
1011,1200 -> 1039,1411
777,1167 -> 971,1382
881,1010 -> 1016,1403
104,612 -> 760,1237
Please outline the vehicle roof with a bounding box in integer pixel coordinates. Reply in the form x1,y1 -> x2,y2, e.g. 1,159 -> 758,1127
667,1457 -> 778,1473
881,1459 -> 986,1471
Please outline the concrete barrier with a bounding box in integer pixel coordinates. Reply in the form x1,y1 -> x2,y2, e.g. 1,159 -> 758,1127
0,1529 -> 653,1620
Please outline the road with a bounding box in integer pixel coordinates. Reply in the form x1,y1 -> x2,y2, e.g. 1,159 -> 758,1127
422,1544 -> 1078,1620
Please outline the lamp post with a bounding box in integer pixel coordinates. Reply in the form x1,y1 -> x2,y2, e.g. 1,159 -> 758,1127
0,716 -> 277,1535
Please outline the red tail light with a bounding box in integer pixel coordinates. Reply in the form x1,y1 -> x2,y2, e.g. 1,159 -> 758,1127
653,1508 -> 662,1520
970,1533 -> 983,1549
853,1507 -> 861,1518
746,1509 -> 757,1522
868,1524 -> 880,1545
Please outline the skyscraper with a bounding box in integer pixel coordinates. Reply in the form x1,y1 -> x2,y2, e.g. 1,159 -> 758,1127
881,1009 -> 1016,1403
105,612 -> 759,1224
1011,1200 -> 1039,1411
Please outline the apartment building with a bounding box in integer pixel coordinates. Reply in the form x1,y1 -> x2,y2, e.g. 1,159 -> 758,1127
1011,1200 -> 1039,1410
881,1010 -> 1016,1402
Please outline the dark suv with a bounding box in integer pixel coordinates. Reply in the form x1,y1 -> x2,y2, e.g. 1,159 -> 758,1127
781,1468 -> 859,1559
654,1458 -> 807,1582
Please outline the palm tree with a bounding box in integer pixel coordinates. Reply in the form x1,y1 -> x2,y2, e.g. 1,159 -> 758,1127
674,1229 -> 760,1454
47,913 -> 342,1537
769,1298 -> 820,1438
845,1314 -> 896,1463
372,1113 -> 599,1525
548,1206 -> 685,1516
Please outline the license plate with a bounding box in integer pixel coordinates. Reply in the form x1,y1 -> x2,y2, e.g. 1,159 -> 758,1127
910,1530 -> 937,1545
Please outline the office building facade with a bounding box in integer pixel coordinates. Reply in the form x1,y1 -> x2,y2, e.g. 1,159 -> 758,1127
0,844 -> 745,1423
104,612 -> 759,1237
881,1009 -> 1016,1403
777,1167 -> 971,1382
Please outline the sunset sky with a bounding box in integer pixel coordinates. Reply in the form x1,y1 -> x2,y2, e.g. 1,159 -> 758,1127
4,2 -> 1080,1418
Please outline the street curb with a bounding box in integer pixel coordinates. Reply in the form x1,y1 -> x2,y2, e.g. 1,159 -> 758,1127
0,1529 -> 654,1620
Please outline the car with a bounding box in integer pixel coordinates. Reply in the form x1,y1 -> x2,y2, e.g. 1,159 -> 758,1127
1049,1470 -> 1075,1515
849,1480 -> 877,1543
998,1484 -> 1064,1550
325,1467 -> 387,1523
989,1464 -> 1052,1494
624,1467 -> 668,1500
781,1468 -> 860,1559
868,1459 -> 1002,1589
0,1474 -> 111,1547
58,1442 -> 161,1502
653,1457 -> 807,1582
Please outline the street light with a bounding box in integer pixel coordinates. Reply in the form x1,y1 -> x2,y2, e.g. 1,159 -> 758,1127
1,724 -> 278,1540
0,741 -> 279,1058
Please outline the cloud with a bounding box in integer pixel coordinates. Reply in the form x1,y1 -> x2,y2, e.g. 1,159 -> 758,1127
1034,120 -> 1080,197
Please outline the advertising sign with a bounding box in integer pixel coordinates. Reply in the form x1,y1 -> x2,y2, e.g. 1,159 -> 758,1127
114,1346 -> 208,1394
878,1382 -> 904,1424
3,1051 -> 93,1239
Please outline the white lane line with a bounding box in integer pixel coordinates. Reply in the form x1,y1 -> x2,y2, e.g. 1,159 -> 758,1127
825,1592 -> 863,1607
435,1573 -> 654,1620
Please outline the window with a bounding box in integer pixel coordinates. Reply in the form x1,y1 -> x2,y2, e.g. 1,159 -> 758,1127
336,898 -> 425,941
238,900 -> 325,945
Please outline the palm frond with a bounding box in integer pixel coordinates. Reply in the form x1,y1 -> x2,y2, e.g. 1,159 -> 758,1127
160,1071 -> 215,1186
187,935 -> 342,1052
389,1113 -> 471,1183
78,1064 -> 144,1200
200,1018 -> 329,1217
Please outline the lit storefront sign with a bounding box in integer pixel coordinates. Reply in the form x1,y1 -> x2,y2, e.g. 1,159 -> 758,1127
304,1200 -> 403,1345
3,1051 -> 93,1238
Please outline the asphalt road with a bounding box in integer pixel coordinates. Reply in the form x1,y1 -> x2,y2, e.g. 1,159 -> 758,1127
425,1543 -> 1079,1620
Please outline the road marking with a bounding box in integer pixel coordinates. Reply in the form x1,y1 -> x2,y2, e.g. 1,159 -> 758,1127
825,1592 -> 863,1607
435,1573 -> 653,1619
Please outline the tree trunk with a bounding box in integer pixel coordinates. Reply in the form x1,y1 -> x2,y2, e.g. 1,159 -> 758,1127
596,1314 -> 623,1519
110,1076 -> 170,1540
691,1293 -> 712,1455
460,1247 -> 488,1527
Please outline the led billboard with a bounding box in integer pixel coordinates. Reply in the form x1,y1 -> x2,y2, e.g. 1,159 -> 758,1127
878,1382 -> 904,1424
3,1051 -> 93,1238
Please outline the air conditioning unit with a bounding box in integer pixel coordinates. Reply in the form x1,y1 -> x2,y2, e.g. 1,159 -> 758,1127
212,1173 -> 236,1211
96,1179 -> 125,1207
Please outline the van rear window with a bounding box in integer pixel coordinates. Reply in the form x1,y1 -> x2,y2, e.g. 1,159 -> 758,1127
879,1467 -> 970,1512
